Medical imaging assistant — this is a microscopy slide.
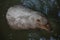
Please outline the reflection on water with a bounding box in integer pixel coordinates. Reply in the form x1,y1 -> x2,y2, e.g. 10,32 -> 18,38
28,31 -> 40,40
6,30 -> 60,40
26,31 -> 60,40
50,36 -> 56,40
40,37 -> 46,40
58,11 -> 60,17
8,33 -> 13,40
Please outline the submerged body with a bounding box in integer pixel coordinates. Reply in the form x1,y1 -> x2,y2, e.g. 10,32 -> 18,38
6,5 -> 50,31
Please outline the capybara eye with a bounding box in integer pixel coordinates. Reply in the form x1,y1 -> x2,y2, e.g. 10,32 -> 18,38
36,19 -> 40,22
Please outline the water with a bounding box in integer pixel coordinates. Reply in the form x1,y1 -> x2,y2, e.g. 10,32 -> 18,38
0,0 -> 60,40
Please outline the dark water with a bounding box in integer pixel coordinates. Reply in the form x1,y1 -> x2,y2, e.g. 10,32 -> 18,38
0,0 -> 60,40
